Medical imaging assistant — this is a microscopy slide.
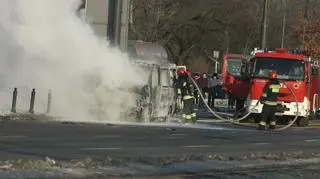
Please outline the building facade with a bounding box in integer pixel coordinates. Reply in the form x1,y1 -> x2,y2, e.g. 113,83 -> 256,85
77,0 -> 109,38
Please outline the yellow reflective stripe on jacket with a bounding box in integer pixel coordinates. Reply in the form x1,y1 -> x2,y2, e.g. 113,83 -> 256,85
269,84 -> 280,93
183,113 -> 196,120
259,121 -> 266,126
183,95 -> 193,100
262,93 -> 267,97
264,101 -> 279,106
270,121 -> 276,126
182,114 -> 192,119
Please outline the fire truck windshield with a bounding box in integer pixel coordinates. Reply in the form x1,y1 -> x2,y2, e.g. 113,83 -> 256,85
252,58 -> 304,81
227,58 -> 243,76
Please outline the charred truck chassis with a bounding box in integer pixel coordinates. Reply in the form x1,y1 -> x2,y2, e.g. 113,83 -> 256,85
127,40 -> 177,122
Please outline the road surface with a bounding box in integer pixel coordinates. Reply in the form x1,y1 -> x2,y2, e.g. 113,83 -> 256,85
0,119 -> 319,162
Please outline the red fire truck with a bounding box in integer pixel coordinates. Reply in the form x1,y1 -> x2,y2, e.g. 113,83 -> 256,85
222,54 -> 250,110
245,48 -> 320,126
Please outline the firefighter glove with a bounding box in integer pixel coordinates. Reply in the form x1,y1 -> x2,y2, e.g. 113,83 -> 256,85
177,88 -> 181,95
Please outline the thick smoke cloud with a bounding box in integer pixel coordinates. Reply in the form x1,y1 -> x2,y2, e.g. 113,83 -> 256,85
0,0 -> 145,122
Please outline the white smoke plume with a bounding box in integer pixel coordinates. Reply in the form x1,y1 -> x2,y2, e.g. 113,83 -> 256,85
0,0 -> 146,122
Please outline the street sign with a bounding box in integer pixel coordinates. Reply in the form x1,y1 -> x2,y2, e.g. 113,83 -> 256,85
213,50 -> 220,58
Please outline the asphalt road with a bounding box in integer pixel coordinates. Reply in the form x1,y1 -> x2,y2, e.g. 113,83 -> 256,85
129,165 -> 320,179
0,120 -> 319,162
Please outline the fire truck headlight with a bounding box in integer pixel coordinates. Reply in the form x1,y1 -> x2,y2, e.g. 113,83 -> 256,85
293,83 -> 300,89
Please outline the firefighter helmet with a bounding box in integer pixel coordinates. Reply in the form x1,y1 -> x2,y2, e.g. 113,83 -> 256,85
269,70 -> 277,79
177,68 -> 186,76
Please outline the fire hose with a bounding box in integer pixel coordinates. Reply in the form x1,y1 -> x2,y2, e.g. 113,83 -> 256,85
188,75 -> 299,131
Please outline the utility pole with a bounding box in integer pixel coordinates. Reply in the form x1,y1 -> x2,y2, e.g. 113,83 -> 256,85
302,0 -> 310,50
280,0 -> 287,48
261,0 -> 268,49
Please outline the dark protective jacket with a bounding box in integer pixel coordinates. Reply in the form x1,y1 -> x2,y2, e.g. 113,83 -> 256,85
197,77 -> 208,89
177,74 -> 193,96
260,79 -> 281,106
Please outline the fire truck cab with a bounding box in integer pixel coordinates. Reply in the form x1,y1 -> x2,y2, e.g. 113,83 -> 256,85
222,54 -> 250,110
244,48 -> 320,126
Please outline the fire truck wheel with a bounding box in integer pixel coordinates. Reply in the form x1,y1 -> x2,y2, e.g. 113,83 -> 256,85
296,117 -> 309,127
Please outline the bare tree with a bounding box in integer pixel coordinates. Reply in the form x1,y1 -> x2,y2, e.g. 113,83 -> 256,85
129,0 -> 320,67
129,0 -> 226,64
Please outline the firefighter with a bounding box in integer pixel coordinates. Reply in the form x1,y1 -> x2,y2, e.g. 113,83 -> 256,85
176,68 -> 196,123
193,72 -> 201,104
258,70 -> 281,130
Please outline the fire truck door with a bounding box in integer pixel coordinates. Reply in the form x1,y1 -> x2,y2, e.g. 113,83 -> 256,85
310,65 -> 319,112
317,68 -> 320,110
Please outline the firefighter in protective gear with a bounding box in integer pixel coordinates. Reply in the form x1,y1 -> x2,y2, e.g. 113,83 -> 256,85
259,71 -> 281,130
193,73 -> 201,104
176,68 -> 196,122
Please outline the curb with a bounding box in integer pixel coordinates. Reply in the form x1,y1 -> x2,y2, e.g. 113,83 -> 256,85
63,157 -> 320,177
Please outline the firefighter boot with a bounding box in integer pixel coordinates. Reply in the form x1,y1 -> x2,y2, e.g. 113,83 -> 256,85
191,113 -> 197,123
258,121 -> 267,130
269,121 -> 276,130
